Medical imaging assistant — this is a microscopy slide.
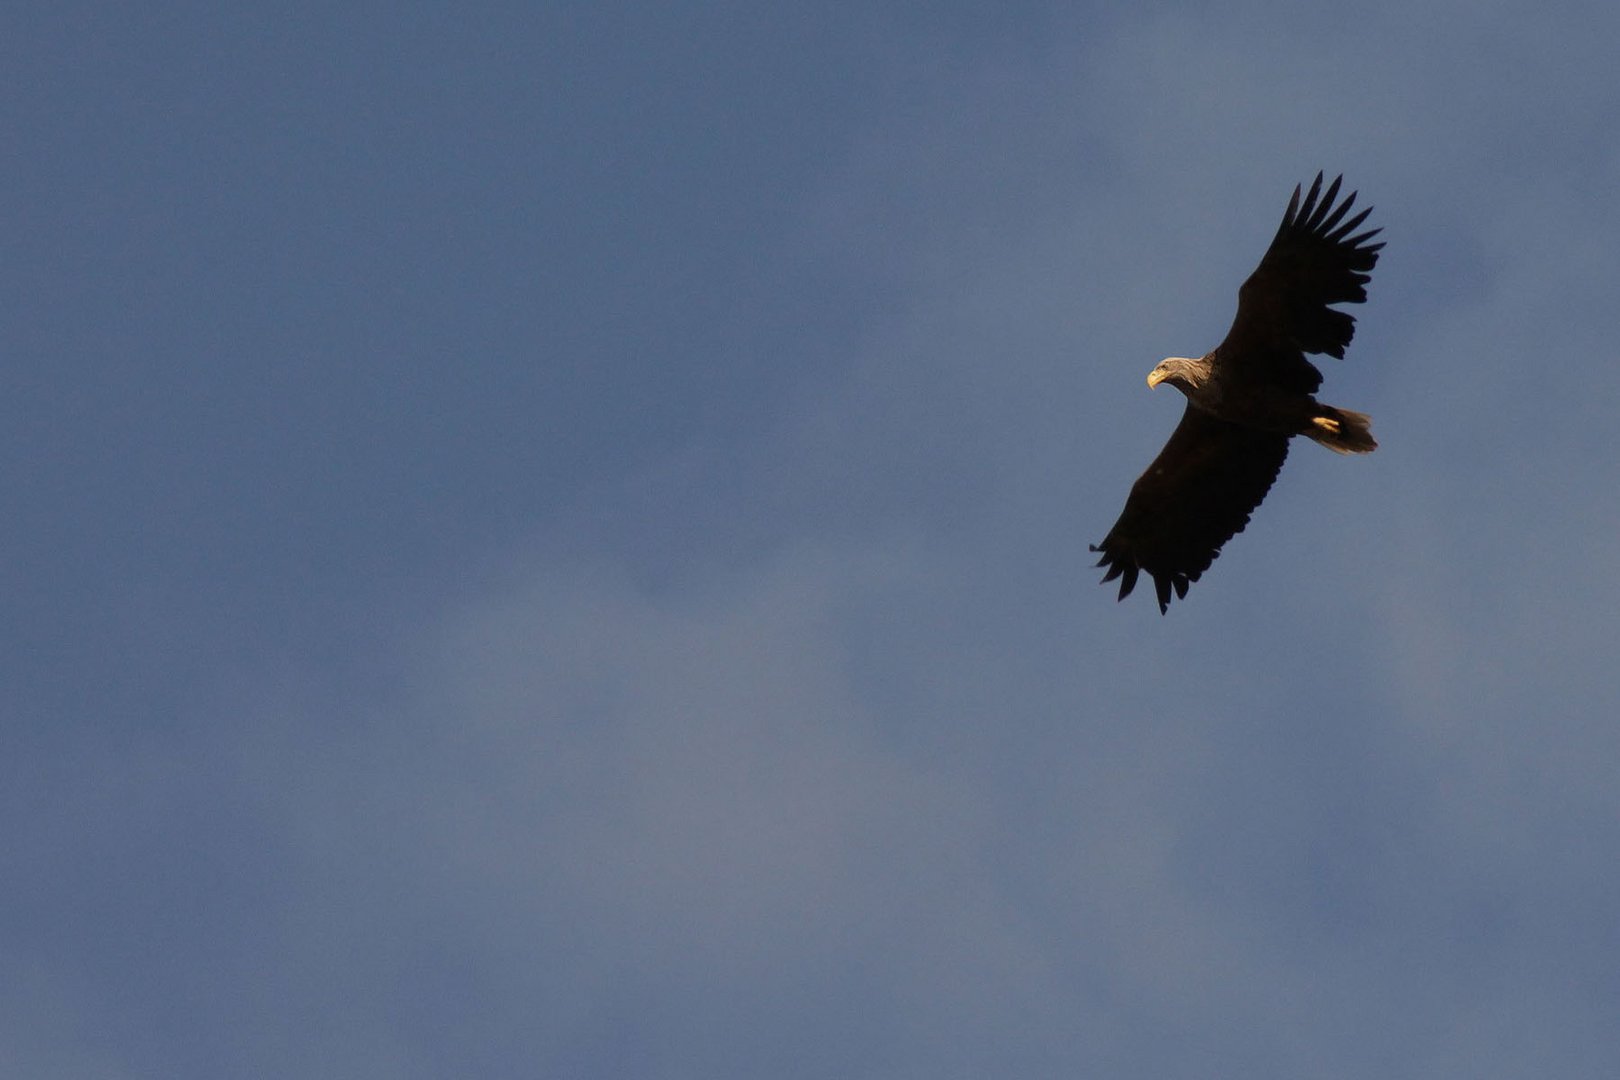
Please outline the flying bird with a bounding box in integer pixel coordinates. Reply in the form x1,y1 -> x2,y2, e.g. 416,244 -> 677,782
1091,173 -> 1383,613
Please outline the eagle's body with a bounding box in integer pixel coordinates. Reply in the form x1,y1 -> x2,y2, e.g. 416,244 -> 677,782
1091,174 -> 1383,613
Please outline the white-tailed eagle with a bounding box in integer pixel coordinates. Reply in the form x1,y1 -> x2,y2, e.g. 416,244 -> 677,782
1091,173 -> 1383,613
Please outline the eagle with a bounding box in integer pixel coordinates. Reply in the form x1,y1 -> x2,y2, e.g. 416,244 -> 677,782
1091,173 -> 1383,613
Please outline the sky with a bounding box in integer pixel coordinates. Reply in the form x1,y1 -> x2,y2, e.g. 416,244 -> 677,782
5,3 -> 1620,1077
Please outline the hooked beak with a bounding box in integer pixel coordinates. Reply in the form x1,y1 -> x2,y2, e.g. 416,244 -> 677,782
1146,367 -> 1167,389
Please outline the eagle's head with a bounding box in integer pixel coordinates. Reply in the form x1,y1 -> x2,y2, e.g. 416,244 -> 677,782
1146,356 -> 1208,393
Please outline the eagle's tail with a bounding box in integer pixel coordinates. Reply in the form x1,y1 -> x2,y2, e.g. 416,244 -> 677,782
1306,406 -> 1377,454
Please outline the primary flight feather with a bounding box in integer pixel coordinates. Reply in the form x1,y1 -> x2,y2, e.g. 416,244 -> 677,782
1091,173 -> 1383,613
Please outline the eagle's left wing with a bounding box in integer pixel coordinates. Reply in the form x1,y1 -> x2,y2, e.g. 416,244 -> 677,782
1216,173 -> 1384,393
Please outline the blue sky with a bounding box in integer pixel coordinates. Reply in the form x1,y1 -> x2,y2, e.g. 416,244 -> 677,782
6,3 -> 1620,1077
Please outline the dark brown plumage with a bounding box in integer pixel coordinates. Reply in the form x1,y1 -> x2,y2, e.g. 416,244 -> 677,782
1091,173 -> 1383,613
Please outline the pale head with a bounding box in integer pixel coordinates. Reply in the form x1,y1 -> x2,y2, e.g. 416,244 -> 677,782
1146,355 -> 1208,392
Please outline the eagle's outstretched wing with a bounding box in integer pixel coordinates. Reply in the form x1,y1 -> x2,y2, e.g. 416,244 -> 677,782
1090,406 -> 1289,613
1216,172 -> 1384,394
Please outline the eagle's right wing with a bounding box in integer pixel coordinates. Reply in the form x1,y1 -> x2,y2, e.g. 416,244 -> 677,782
1091,405 -> 1290,613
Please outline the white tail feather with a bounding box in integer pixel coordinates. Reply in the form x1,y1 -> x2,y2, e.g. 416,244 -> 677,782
1307,407 -> 1377,454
